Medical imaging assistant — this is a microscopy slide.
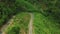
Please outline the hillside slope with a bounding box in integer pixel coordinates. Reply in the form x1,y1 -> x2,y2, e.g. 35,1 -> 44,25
0,0 -> 60,34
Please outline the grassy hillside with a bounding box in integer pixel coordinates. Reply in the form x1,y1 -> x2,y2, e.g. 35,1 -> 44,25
3,12 -> 30,34
0,0 -> 60,34
33,12 -> 60,34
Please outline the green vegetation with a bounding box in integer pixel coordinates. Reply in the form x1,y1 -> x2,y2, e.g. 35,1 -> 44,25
33,12 -> 60,34
4,12 -> 30,34
0,0 -> 60,34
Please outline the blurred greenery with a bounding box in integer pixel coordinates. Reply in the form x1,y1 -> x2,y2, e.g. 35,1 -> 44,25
0,0 -> 60,34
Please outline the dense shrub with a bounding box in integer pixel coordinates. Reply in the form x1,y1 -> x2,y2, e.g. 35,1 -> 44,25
7,26 -> 20,34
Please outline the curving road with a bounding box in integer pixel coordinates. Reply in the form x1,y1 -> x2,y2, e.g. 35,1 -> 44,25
28,13 -> 34,34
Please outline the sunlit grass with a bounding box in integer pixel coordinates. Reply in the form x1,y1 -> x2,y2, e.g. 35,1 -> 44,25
33,12 -> 60,34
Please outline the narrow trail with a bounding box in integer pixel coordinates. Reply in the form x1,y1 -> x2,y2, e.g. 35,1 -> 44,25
28,13 -> 34,34
0,16 -> 15,34
0,13 -> 34,34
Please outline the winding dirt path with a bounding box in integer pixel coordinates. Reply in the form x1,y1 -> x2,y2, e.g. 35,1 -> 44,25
0,16 -> 15,34
0,13 -> 34,34
28,13 -> 34,34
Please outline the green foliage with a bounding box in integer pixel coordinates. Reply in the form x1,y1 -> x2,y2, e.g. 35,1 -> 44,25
7,26 -> 20,34
4,12 -> 30,34
0,0 -> 60,34
33,12 -> 60,34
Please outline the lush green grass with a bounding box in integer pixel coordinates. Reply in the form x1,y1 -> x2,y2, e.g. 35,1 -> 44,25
0,0 -> 60,34
33,12 -> 60,34
4,12 -> 30,34
3,12 -> 60,34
